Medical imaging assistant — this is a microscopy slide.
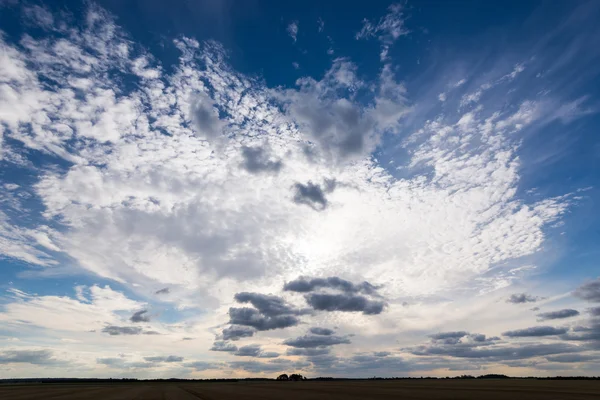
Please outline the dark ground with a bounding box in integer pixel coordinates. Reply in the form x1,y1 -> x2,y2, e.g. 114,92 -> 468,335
2,379 -> 600,399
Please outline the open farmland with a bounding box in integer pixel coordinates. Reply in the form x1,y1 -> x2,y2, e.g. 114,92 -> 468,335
2,380 -> 600,400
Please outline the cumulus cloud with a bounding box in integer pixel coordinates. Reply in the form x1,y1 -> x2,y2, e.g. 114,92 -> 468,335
233,292 -> 304,317
222,325 -> 256,341
502,326 -> 568,337
507,293 -> 539,304
284,276 -> 380,295
232,344 -> 278,358
283,334 -> 351,348
210,341 -> 238,352
190,92 -> 227,144
240,146 -> 283,174
130,309 -> 150,323
574,278 -> 600,303
228,307 -> 300,331
305,293 -> 385,315
537,309 -> 580,321
310,327 -> 335,336
292,180 -> 335,210
101,325 -> 158,336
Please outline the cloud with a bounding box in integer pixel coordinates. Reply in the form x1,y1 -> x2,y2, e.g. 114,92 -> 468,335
97,358 -> 155,369
190,92 -> 227,144
143,355 -> 183,362
284,276 -> 379,295
240,146 -> 283,174
183,361 -> 221,371
234,344 -> 262,357
574,278 -> 600,302
506,293 -> 539,304
283,334 -> 351,348
537,309 -> 580,321
222,325 -> 256,341
233,344 -> 279,358
429,331 -> 469,340
502,326 -> 568,337
356,4 -> 408,60
309,327 -> 335,336
588,307 -> 600,317
233,292 -> 304,317
409,342 -> 581,361
155,288 -> 169,295
286,348 -> 331,356
0,349 -> 62,365
305,293 -> 385,315
287,21 -> 298,42
230,359 -> 310,373
210,341 -> 238,352
228,307 -> 301,331
130,309 -> 150,323
292,181 -> 335,211
546,354 -> 599,363
101,325 -> 158,336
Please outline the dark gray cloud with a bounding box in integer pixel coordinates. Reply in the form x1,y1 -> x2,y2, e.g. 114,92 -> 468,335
234,292 -> 304,317
409,342 -> 581,360
561,320 -> 600,342
210,341 -> 238,352
130,309 -> 150,323
286,348 -> 331,356
259,351 -> 280,358
283,334 -> 351,348
310,327 -> 335,336
155,287 -> 169,295
502,326 -> 568,337
284,276 -> 379,295
102,325 -> 142,335
183,361 -> 221,371
143,355 -> 183,363
506,293 -> 539,304
292,180 -> 335,211
222,325 -> 256,341
428,332 -> 499,345
228,307 -> 301,331
537,309 -> 580,321
234,344 -> 262,357
430,331 -> 469,340
240,146 -> 283,174
0,349 -> 61,365
574,278 -> 600,303
305,293 -> 385,315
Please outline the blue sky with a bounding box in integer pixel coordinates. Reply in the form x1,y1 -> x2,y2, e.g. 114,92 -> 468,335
0,0 -> 599,378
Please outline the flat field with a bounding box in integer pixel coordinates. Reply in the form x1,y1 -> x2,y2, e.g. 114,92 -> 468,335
1,379 -> 600,399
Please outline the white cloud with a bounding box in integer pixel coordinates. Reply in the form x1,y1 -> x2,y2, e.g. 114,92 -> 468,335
0,3 -> 594,378
356,4 -> 409,61
287,21 -> 298,42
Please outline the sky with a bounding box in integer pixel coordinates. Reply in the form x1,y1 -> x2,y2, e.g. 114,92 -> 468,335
0,0 -> 599,379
